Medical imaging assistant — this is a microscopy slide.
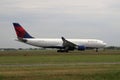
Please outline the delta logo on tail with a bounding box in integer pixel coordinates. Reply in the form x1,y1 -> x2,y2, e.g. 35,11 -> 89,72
13,23 -> 33,38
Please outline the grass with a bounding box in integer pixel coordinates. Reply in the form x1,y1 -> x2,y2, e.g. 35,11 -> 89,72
0,50 -> 120,80
0,50 -> 120,64
0,55 -> 120,64
0,64 -> 120,80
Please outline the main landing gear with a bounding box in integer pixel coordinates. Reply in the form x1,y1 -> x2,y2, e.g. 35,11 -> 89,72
96,48 -> 98,52
57,49 -> 68,52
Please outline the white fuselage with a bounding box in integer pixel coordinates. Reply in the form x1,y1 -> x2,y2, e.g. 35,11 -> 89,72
23,38 -> 106,48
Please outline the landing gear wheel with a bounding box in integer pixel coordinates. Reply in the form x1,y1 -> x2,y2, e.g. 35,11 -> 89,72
57,50 -> 68,53
96,48 -> 98,52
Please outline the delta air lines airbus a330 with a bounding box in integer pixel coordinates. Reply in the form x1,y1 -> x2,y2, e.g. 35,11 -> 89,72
13,23 -> 106,52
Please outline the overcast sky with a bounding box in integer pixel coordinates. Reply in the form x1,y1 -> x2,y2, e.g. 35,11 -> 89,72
0,0 -> 120,48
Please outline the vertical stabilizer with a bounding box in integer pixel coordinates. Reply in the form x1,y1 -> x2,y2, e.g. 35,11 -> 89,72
13,23 -> 33,38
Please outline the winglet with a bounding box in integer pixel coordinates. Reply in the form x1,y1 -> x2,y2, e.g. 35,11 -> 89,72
61,37 -> 66,41
13,23 -> 33,38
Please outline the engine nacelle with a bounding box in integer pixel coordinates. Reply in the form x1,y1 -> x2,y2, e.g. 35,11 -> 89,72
77,45 -> 86,51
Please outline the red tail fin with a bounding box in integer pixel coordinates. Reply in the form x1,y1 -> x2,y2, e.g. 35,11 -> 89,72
13,23 -> 33,38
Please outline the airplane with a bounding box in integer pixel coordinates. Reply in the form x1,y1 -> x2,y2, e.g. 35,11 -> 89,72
13,23 -> 106,52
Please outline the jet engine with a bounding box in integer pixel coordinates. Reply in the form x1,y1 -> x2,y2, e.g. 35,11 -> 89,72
77,45 -> 86,51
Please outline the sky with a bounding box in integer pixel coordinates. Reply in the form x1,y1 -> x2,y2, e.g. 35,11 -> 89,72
0,0 -> 120,48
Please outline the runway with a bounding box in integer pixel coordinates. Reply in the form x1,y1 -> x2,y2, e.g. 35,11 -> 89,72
0,62 -> 120,67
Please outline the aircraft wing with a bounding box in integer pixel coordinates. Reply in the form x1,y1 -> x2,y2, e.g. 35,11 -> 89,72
61,37 -> 77,50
